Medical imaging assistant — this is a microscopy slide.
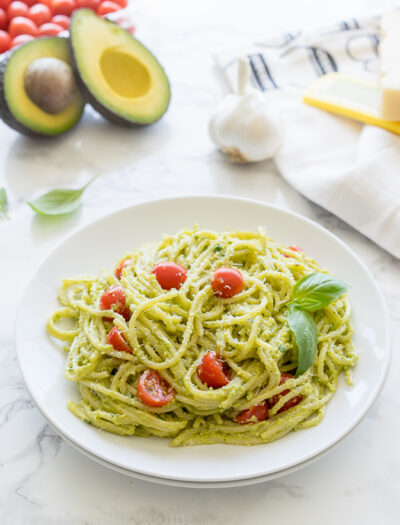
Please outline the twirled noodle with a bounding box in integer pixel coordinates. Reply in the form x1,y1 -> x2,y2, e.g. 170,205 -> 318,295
47,226 -> 357,446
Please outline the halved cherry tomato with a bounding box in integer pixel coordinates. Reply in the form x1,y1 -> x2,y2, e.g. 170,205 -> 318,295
51,13 -> 69,28
8,16 -> 38,36
197,351 -> 230,388
7,1 -> 28,18
0,29 -> 11,52
107,326 -> 132,354
52,0 -> 74,15
9,32 -> 33,47
38,20 -> 62,34
137,370 -> 175,407
29,3 -> 52,26
211,267 -> 243,298
97,0 -> 120,15
152,262 -> 187,290
235,402 -> 269,424
284,245 -> 304,258
115,257 -> 131,280
0,8 -> 7,30
75,0 -> 100,10
99,285 -> 131,321
289,245 -> 303,252
269,373 -> 303,414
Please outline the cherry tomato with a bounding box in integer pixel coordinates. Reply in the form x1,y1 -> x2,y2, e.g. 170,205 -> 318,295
110,0 -> 126,7
269,373 -> 303,414
99,285 -> 131,321
107,326 -> 132,354
51,13 -> 69,27
39,0 -> 52,8
8,16 -> 38,36
197,351 -> 230,388
288,245 -> 303,252
29,3 -> 52,26
114,17 -> 135,34
9,32 -> 33,47
0,29 -> 10,52
235,402 -> 269,424
152,262 -> 187,290
52,0 -> 74,16
115,258 -> 131,280
97,0 -> 120,15
211,267 -> 243,298
20,0 -> 37,6
75,0 -> 99,10
284,245 -> 304,258
0,0 -> 11,11
38,21 -> 62,34
0,8 -> 7,30
137,370 -> 175,407
7,1 -> 28,18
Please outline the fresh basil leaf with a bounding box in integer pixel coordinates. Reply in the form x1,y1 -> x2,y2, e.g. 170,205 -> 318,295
287,307 -> 318,376
27,175 -> 98,216
288,272 -> 349,312
0,187 -> 9,219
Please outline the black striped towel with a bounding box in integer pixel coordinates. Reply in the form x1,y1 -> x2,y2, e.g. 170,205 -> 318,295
214,14 -> 400,259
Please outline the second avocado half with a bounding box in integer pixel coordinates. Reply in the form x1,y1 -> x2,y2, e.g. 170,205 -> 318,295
70,9 -> 171,126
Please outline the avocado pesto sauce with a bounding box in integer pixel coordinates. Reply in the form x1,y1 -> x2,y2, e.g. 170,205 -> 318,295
47,226 -> 357,446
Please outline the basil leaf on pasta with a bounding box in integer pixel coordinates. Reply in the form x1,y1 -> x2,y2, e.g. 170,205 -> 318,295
288,272 -> 349,312
0,188 -> 9,219
27,175 -> 98,216
287,307 -> 318,376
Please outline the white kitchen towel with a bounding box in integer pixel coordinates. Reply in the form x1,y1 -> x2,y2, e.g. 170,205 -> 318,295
214,14 -> 400,259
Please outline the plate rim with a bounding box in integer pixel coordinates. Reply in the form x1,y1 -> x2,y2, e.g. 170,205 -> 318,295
15,194 -> 392,483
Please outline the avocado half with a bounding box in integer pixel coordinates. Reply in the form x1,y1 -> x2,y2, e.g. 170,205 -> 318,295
69,9 -> 171,126
0,37 -> 85,138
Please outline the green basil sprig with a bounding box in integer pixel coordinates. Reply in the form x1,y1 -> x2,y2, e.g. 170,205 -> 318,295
288,272 -> 349,312
27,175 -> 98,216
0,188 -> 9,219
287,272 -> 349,376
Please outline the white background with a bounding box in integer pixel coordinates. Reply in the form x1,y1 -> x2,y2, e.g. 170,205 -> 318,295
1,0 -> 399,523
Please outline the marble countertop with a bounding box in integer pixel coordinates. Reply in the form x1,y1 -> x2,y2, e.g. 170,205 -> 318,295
1,0 -> 399,523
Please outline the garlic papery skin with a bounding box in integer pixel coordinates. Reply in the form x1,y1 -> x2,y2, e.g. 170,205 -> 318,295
209,57 -> 284,163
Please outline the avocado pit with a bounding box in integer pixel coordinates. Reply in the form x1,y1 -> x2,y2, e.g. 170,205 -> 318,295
24,57 -> 77,114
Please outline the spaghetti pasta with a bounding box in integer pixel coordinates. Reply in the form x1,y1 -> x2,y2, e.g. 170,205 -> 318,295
47,226 -> 357,446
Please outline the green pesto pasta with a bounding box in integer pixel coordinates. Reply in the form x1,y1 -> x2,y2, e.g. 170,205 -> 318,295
47,226 -> 357,446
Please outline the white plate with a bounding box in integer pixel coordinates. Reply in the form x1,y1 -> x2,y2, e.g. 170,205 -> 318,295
16,196 -> 391,485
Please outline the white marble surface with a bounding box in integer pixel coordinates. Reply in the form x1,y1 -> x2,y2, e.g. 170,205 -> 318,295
1,0 -> 400,523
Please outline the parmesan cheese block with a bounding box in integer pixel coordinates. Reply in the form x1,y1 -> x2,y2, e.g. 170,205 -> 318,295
380,11 -> 400,121
303,73 -> 400,135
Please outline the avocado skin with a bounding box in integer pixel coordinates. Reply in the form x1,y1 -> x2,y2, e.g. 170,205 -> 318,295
0,46 -> 48,138
68,14 -> 170,127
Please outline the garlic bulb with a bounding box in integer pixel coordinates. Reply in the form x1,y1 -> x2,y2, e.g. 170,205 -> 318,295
209,57 -> 284,163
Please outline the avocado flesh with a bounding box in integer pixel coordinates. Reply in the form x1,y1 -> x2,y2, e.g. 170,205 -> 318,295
70,9 -> 170,126
0,37 -> 85,137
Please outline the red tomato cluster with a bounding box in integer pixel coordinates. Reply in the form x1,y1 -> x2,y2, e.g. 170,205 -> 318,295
0,0 -> 129,53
